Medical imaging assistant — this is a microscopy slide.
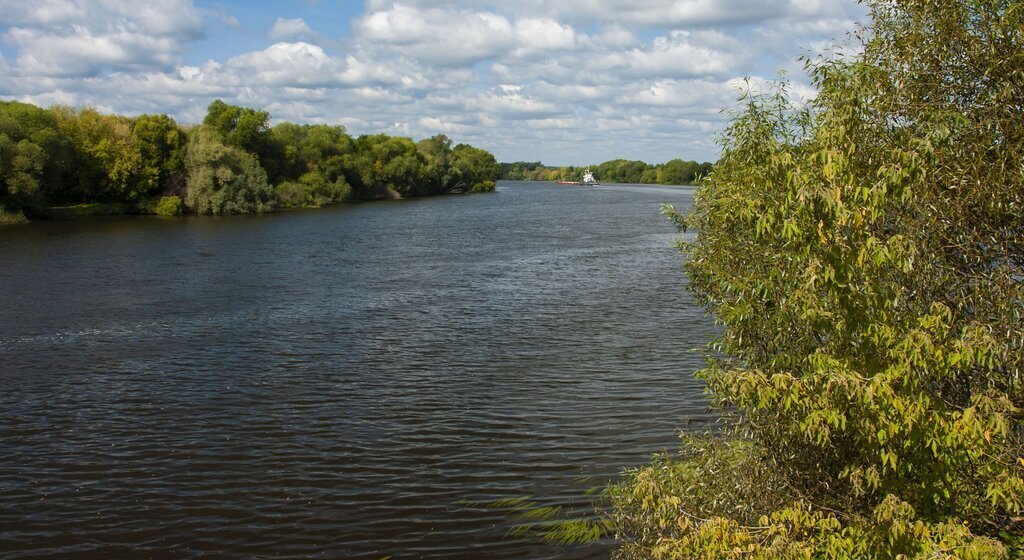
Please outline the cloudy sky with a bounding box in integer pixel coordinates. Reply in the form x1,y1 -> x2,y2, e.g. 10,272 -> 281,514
0,0 -> 866,165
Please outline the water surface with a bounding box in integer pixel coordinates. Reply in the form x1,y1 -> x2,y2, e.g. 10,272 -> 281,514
0,181 -> 715,559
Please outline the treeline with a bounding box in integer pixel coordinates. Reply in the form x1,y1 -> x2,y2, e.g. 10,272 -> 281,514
499,158 -> 713,185
0,99 -> 499,222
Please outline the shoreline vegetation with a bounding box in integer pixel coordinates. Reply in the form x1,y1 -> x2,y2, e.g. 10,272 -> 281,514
499,159 -> 713,185
514,1 -> 1023,558
0,99 -> 501,224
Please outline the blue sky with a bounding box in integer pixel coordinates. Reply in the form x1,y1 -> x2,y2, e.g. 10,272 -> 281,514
0,0 -> 866,165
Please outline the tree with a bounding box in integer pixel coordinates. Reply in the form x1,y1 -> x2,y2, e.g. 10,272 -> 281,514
184,126 -> 274,215
347,134 -> 426,198
267,122 -> 353,206
658,158 -> 698,185
451,143 -> 499,192
53,107 -> 148,202
130,113 -> 186,196
616,160 -> 649,183
0,101 -> 74,214
202,100 -> 272,172
0,135 -> 46,218
416,134 -> 457,194
613,1 -> 1024,558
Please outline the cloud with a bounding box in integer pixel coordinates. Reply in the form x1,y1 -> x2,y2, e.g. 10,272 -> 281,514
609,0 -> 789,26
269,18 -> 319,42
224,42 -> 342,87
596,30 -> 743,79
0,0 -> 204,37
355,4 -> 516,66
0,0 -> 867,164
1,0 -> 204,77
510,18 -> 577,57
363,0 -> 860,27
622,79 -> 733,109
5,26 -> 185,77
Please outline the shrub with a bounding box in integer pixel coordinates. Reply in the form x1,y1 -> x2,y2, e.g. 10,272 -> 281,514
184,126 -> 275,215
469,180 -> 496,193
153,195 -> 184,216
611,1 -> 1024,557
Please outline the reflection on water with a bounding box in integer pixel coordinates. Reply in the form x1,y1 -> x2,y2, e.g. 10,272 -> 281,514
0,182 -> 715,559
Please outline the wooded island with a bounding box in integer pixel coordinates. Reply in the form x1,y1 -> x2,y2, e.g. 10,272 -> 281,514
0,100 -> 500,223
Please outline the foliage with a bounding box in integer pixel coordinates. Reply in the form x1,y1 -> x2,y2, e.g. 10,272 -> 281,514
153,195 -> 184,216
184,126 -> 275,215
131,113 -> 187,196
462,494 -> 614,546
53,107 -> 152,202
0,134 -> 47,213
203,99 -> 272,165
274,172 -> 351,208
268,122 -> 353,206
0,206 -> 29,223
451,143 -> 500,192
2,100 -> 498,221
612,1 -> 1024,557
499,158 -> 713,185
0,100 -> 73,213
416,134 -> 458,194
341,134 -> 423,198
498,161 -> 546,180
46,202 -> 132,218
469,180 -> 496,193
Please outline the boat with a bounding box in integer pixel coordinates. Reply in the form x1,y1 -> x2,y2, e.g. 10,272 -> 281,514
556,168 -> 600,186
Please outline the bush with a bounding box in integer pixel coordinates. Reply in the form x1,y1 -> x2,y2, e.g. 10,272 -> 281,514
611,1 -> 1024,557
153,195 -> 184,216
274,172 -> 351,208
469,180 -> 496,193
274,181 -> 307,208
0,206 -> 28,224
184,126 -> 275,215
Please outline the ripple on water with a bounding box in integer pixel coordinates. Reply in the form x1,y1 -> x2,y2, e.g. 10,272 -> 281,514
0,182 -> 716,559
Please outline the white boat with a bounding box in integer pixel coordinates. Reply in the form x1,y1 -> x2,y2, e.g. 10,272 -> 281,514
556,168 -> 600,186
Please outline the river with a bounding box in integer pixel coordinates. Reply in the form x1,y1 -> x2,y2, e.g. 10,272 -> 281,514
0,181 -> 715,559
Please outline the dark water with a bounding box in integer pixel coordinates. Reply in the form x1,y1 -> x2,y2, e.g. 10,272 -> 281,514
0,181 -> 715,559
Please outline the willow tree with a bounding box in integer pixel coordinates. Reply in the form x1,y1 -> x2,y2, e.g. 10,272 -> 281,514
184,126 -> 274,215
614,1 -> 1024,557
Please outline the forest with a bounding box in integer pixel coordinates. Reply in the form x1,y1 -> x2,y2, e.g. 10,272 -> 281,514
0,99 -> 499,223
499,158 -> 713,185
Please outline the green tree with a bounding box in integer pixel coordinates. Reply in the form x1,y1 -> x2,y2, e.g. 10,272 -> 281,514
202,99 -> 272,172
658,158 -> 699,185
615,160 -> 649,183
53,107 -> 149,202
498,161 -> 544,180
613,1 -> 1024,558
451,143 -> 499,192
0,136 -> 46,218
267,122 -> 353,206
416,134 -> 457,194
0,101 -> 74,214
347,134 -> 426,198
184,126 -> 275,215
130,113 -> 186,196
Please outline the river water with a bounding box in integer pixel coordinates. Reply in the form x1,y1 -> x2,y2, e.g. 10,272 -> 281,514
0,181 -> 715,559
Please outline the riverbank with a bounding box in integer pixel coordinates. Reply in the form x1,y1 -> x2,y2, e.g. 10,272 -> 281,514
1,99 -> 500,223
5,184 -> 498,225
